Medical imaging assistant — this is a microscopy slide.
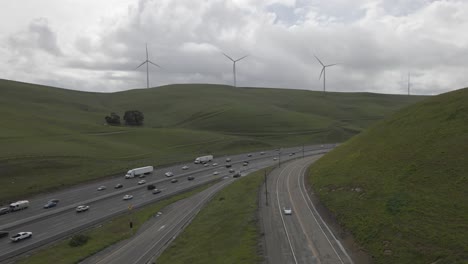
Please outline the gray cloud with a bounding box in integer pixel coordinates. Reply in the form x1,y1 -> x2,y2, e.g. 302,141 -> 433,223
0,0 -> 467,94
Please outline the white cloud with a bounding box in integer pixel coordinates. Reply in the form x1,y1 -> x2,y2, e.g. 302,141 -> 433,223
0,0 -> 467,94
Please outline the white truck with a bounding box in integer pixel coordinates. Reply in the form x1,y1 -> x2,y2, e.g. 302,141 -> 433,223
194,155 -> 213,164
125,166 -> 153,179
9,200 -> 29,211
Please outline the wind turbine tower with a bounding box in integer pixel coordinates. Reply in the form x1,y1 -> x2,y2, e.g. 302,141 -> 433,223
135,43 -> 161,89
314,55 -> 338,93
408,71 -> 411,96
223,53 -> 248,87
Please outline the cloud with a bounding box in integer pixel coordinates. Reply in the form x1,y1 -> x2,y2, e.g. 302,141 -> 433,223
0,0 -> 467,94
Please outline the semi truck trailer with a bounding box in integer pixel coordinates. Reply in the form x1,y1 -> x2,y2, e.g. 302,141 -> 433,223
125,166 -> 154,179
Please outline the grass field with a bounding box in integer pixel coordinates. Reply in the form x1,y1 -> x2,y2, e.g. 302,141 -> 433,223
0,79 -> 425,202
307,88 -> 468,263
157,169 -> 267,264
15,182 -> 216,264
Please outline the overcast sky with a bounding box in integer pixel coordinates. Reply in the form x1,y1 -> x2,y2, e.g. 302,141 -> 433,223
1,0 -> 467,95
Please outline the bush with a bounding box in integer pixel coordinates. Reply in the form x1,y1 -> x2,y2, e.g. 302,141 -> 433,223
68,234 -> 90,247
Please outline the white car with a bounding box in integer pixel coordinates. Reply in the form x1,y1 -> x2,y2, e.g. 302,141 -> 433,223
283,208 -> 292,215
165,172 -> 174,177
76,205 -> 90,212
137,180 -> 146,185
260,152 -> 265,155
10,232 -> 32,242
97,186 -> 106,191
123,194 -> 133,200
204,163 -> 209,167
212,163 -> 218,166
182,166 -> 189,170
213,171 -> 219,175
273,157 -> 278,161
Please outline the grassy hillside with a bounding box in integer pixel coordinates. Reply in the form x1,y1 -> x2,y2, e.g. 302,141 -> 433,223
308,88 -> 468,263
0,79 -> 424,202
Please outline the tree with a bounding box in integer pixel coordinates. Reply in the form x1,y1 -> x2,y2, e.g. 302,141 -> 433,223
105,112 -> 121,125
123,110 -> 144,126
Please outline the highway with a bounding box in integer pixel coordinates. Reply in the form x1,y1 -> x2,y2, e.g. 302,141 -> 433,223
260,156 -> 353,264
0,144 -> 334,262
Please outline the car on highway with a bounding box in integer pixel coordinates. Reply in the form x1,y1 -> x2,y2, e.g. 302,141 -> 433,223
171,179 -> 178,183
138,174 -> 146,178
76,205 -> 90,212
138,180 -> 146,185
260,151 -> 265,155
212,163 -> 218,166
273,157 -> 278,161
204,163 -> 209,167
97,186 -> 106,191
247,153 -> 252,157
233,172 -> 241,178
165,172 -> 174,177
147,184 -> 156,190
243,161 -> 249,166
114,183 -> 123,189
123,194 -> 133,200
43,201 -> 58,209
283,208 -> 292,215
0,231 -> 9,239
229,168 -> 235,173
225,164 -> 232,168
152,189 -> 161,194
225,158 -> 231,162
182,165 -> 189,170
213,171 -> 219,175
10,232 -> 32,242
0,207 -> 10,215
187,176 -> 195,181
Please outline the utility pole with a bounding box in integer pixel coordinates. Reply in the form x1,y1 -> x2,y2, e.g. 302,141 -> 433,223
264,170 -> 268,206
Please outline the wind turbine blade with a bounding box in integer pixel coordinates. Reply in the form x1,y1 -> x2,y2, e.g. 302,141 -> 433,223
235,55 -> 248,62
148,60 -> 161,68
223,53 -> 234,62
326,63 -> 338,67
146,43 -> 148,59
319,67 -> 325,80
135,61 -> 146,70
314,55 -> 325,66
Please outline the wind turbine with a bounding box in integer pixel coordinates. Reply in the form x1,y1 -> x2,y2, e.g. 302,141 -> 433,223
314,55 -> 338,93
223,53 -> 248,87
408,71 -> 411,96
135,43 -> 161,89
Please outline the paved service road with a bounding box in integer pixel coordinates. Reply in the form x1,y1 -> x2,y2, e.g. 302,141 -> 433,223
260,157 -> 353,264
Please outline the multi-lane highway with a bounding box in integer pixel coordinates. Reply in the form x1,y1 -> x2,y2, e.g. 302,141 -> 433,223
260,156 -> 353,264
0,144 -> 334,262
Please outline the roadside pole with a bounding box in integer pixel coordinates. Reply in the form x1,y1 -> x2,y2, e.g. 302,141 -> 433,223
264,169 -> 268,206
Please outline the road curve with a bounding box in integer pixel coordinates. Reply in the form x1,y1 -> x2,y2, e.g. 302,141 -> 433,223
260,156 -> 353,264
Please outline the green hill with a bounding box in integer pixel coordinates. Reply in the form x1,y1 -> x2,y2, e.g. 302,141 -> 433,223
308,88 -> 468,263
0,79 -> 424,202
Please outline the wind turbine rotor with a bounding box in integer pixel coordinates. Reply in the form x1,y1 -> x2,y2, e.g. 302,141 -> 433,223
235,55 -> 248,62
223,53 -> 235,62
135,61 -> 147,70
314,55 -> 325,67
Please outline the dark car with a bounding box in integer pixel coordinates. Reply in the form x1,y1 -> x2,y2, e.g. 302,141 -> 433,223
43,201 -> 58,209
233,172 -> 241,178
0,231 -> 9,239
187,176 -> 195,181
225,164 -> 232,168
48,199 -> 60,204
0,207 -> 10,215
115,183 -> 123,189
147,184 -> 156,190
171,179 -> 178,183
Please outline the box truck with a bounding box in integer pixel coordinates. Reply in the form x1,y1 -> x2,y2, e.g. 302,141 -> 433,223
125,166 -> 153,179
194,155 -> 213,164
9,200 -> 29,211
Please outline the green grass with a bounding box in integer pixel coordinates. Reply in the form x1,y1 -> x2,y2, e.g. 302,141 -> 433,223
307,88 -> 468,263
157,169 -> 267,264
16,182 -> 217,264
0,79 -> 425,202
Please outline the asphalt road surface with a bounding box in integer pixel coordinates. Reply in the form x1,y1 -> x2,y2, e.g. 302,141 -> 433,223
0,144 -> 334,262
260,156 -> 353,264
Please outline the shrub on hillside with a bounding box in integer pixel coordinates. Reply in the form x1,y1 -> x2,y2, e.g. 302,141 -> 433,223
105,112 -> 121,125
69,234 -> 90,247
123,110 -> 144,126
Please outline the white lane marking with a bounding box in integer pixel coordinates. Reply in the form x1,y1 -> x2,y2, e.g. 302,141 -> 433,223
275,164 -> 299,264
158,225 -> 166,231
297,158 -> 354,264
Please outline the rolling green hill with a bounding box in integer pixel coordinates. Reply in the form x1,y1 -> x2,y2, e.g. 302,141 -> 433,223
0,79 -> 424,202
308,88 -> 468,263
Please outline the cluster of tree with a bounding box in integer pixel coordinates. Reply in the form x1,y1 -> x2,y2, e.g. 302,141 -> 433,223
105,110 -> 144,126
